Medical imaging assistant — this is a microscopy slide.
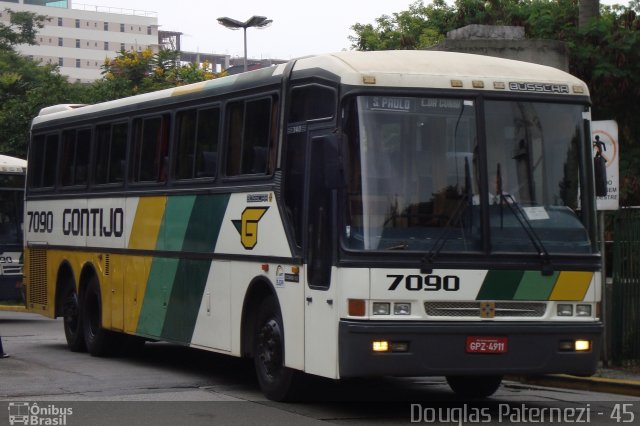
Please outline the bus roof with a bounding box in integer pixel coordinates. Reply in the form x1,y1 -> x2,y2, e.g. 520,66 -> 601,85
0,155 -> 27,173
32,50 -> 589,127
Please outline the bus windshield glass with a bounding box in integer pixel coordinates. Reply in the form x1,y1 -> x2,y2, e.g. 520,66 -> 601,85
344,96 -> 592,255
0,174 -> 24,245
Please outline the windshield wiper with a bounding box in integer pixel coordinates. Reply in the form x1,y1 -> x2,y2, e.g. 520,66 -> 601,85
496,164 -> 553,275
420,158 -> 473,273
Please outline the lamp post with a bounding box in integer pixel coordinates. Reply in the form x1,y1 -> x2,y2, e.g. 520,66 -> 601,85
217,15 -> 272,72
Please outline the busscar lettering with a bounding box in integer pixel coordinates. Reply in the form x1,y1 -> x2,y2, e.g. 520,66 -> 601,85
509,82 -> 570,94
61,208 -> 124,237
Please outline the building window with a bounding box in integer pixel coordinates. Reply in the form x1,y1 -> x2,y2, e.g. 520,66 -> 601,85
104,41 -> 109,51
104,22 -> 108,31
147,26 -> 152,35
120,23 -> 125,32
76,59 -> 81,68
58,38 -> 63,47
120,43 -> 125,51
58,17 -> 62,26
58,57 -> 64,67
75,19 -> 80,28
75,39 -> 80,48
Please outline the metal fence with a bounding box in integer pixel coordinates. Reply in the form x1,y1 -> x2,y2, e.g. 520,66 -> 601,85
611,207 -> 640,365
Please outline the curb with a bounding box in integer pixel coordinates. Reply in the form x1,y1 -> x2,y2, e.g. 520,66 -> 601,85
514,374 -> 640,397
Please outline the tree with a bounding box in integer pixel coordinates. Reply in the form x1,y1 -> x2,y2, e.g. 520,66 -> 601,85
349,0 -> 640,205
0,8 -> 48,50
87,48 -> 223,102
0,10 -> 82,157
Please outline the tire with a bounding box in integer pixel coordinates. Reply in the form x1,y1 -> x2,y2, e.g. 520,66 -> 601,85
446,375 -> 503,398
82,276 -> 119,357
62,289 -> 86,352
253,296 -> 301,401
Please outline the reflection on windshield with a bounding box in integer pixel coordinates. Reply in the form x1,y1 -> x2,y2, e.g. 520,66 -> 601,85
344,96 -> 480,252
343,96 -> 593,255
485,101 -> 592,254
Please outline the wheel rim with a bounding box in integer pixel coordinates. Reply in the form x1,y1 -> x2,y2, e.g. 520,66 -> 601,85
257,318 -> 283,381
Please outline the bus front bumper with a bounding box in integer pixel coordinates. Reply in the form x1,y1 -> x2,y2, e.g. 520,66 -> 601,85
338,320 -> 602,378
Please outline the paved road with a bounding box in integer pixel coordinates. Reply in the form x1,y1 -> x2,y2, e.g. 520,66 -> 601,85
1,311 -> 639,425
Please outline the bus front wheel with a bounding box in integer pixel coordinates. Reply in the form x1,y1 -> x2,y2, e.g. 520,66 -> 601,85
253,296 -> 301,401
446,375 -> 503,398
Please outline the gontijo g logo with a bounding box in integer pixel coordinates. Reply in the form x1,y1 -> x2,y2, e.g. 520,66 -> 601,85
232,207 -> 269,250
8,402 -> 72,425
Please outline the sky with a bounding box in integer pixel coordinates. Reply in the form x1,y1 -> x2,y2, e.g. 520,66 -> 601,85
80,0 -> 630,61
79,0 -> 416,60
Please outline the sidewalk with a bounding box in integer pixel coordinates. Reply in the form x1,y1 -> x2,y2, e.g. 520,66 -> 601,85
515,368 -> 640,397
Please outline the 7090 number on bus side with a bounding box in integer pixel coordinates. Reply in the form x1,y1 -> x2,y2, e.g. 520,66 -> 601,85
26,211 -> 54,233
387,274 -> 460,291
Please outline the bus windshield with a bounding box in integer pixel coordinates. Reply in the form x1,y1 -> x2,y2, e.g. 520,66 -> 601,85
344,95 -> 592,255
0,174 -> 24,245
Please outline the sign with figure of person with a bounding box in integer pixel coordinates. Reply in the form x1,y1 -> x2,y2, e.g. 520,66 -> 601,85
592,120 -> 619,211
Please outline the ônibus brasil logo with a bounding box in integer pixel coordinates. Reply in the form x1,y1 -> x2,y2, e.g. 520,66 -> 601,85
8,402 -> 73,426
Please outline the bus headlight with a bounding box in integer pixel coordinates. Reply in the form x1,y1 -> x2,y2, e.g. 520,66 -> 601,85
372,302 -> 390,315
394,303 -> 411,315
576,304 -> 592,317
557,304 -> 573,316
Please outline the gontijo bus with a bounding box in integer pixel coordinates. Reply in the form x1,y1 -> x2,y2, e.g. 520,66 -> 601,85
24,51 -> 603,400
0,155 -> 27,310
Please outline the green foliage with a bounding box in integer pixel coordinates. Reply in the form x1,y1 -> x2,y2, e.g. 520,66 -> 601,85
350,0 -> 640,206
0,9 -> 223,157
0,9 -> 47,51
84,48 -> 224,102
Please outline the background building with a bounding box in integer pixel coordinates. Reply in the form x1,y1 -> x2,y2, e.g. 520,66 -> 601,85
0,0 -> 159,82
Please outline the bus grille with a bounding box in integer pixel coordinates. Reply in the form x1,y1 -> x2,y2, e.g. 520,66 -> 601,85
424,301 -> 546,318
28,249 -> 48,306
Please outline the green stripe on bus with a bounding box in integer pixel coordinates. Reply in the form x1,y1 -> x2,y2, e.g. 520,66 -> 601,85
156,195 -> 197,251
161,259 -> 211,343
513,270 -> 559,300
476,270 -> 524,300
136,257 -> 179,337
182,194 -> 230,252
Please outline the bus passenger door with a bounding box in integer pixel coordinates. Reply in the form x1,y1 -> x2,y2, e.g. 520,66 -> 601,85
304,131 -> 339,379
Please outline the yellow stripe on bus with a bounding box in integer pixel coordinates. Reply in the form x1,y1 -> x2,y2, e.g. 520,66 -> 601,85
128,196 -> 167,250
549,271 -> 593,301
123,255 -> 154,334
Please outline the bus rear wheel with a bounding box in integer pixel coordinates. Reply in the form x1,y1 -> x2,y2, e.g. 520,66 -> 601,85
446,375 -> 502,398
82,276 -> 118,357
253,296 -> 301,401
62,289 -> 85,352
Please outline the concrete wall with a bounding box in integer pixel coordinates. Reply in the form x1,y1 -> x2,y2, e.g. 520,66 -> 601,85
432,25 -> 570,72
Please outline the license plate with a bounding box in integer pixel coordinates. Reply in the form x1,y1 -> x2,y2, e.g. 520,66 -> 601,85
466,336 -> 508,354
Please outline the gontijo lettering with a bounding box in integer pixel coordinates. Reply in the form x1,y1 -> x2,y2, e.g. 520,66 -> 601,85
26,208 -> 124,237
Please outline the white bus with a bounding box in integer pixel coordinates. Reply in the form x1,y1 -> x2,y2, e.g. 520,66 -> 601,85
0,155 -> 27,310
24,51 -> 603,400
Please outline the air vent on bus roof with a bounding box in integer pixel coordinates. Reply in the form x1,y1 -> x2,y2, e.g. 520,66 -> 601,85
37,104 -> 87,116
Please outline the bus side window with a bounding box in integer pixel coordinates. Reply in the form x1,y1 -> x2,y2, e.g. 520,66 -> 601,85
175,106 -> 220,180
225,96 -> 276,177
29,133 -> 59,189
95,122 -> 127,185
131,115 -> 170,183
61,128 -> 91,187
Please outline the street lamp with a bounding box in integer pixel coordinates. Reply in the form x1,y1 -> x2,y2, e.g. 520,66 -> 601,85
217,15 -> 272,72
